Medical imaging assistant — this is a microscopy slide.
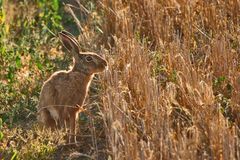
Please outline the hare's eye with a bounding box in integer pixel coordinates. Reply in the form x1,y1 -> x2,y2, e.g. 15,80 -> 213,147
85,56 -> 93,62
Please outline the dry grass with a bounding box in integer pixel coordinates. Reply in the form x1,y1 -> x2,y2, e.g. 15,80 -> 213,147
96,0 -> 240,159
1,0 -> 240,159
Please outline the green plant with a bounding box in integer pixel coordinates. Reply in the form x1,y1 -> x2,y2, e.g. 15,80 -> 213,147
0,0 -> 64,125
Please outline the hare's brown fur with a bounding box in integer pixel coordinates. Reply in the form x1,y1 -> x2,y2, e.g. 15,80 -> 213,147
37,31 -> 107,143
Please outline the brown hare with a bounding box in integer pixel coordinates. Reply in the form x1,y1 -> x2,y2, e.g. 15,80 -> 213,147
37,30 -> 107,143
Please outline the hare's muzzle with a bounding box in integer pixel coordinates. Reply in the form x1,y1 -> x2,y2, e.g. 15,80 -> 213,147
99,60 -> 108,72
103,60 -> 108,68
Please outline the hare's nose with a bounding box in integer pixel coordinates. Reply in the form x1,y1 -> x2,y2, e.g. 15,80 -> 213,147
103,60 -> 108,67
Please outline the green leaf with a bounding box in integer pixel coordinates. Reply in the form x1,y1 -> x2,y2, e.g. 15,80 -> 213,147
0,132 -> 3,141
7,66 -> 15,81
11,150 -> 18,160
218,76 -> 226,82
36,61 -> 43,70
52,0 -> 59,11
15,56 -> 21,68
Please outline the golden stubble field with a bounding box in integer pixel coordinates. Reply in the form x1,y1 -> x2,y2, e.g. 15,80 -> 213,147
1,0 -> 240,159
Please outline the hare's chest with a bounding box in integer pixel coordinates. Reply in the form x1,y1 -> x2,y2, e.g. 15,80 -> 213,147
72,80 -> 92,103
54,73 -> 93,106
63,84 -> 88,106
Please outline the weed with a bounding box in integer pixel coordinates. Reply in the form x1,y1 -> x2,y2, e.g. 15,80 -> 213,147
1,0 -> 240,159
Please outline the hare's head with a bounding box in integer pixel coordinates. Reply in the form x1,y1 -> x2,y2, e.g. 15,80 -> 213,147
58,31 -> 107,75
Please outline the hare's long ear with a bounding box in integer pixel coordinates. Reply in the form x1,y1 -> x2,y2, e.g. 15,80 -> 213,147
58,31 -> 80,58
61,30 -> 80,47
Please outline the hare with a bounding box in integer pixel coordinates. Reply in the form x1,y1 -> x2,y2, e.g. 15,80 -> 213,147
37,30 -> 108,143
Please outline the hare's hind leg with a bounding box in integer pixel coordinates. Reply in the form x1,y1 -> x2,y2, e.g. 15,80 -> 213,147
69,112 -> 78,143
38,109 -> 57,130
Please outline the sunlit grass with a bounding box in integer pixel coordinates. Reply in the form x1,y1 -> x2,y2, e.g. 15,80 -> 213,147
1,0 -> 240,159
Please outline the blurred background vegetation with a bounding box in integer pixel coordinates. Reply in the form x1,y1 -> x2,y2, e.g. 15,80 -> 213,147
0,0 -> 62,125
0,0 -> 240,159
0,1 -> 64,158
